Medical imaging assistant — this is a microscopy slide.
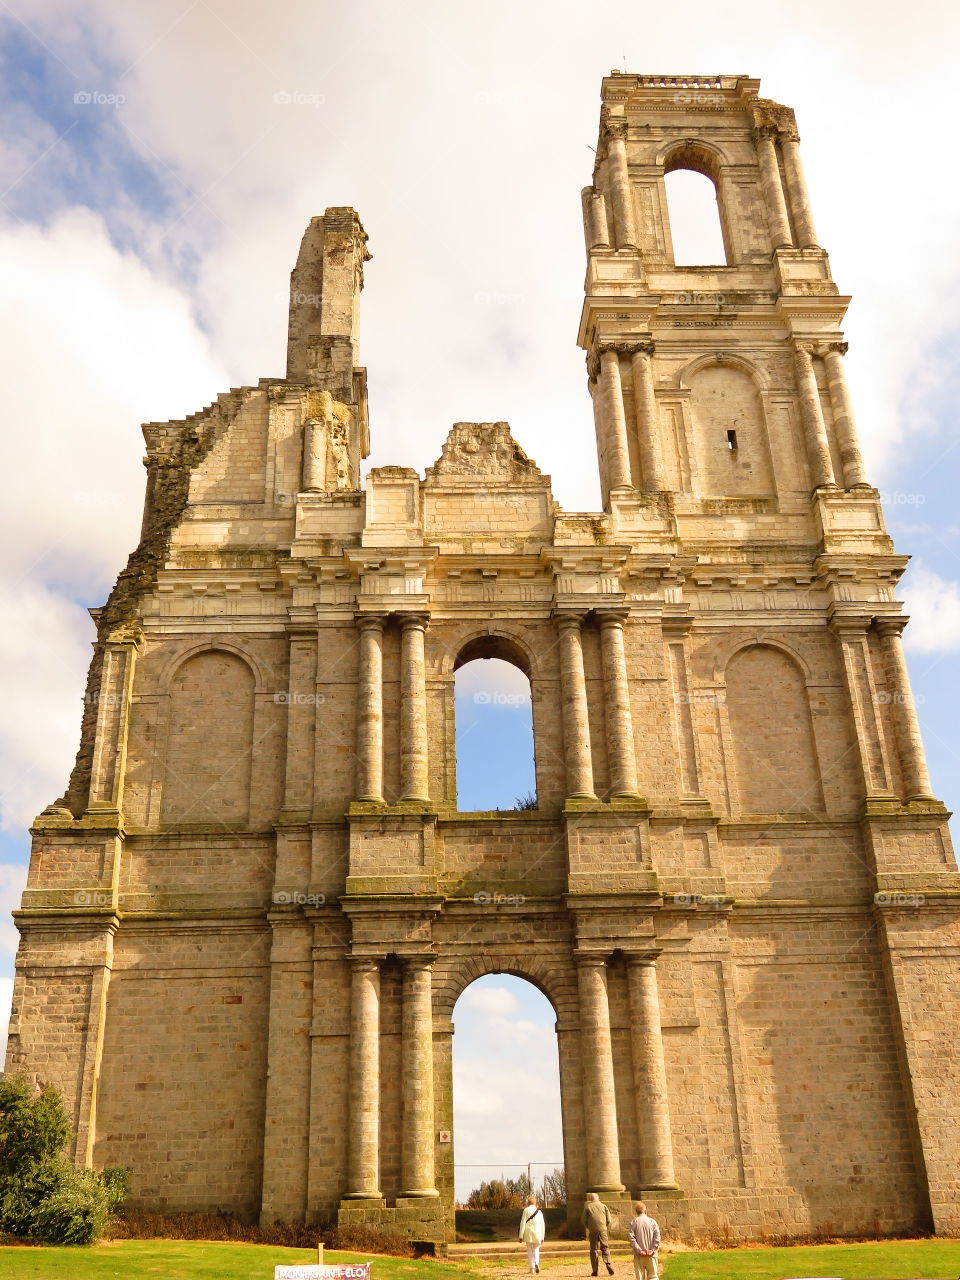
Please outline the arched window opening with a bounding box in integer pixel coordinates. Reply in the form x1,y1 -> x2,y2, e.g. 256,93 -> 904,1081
664,168 -> 728,266
452,975 -> 564,1213
454,642 -> 536,812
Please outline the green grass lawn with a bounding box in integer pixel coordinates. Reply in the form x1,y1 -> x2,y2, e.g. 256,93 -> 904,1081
645,1238 -> 960,1279
0,1242 -> 477,1280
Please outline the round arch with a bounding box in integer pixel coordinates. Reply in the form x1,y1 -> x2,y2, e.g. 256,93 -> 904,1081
439,627 -> 538,680
674,350 -> 771,393
711,633 -> 815,686
155,637 -> 274,695
660,138 -> 729,182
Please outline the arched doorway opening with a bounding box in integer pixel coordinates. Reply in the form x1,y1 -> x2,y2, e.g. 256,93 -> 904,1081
454,637 -> 537,812
451,974 -> 565,1239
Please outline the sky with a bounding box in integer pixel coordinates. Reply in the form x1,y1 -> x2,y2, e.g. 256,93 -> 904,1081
0,0 -> 959,1177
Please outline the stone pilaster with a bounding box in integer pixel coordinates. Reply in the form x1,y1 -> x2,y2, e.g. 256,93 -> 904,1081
401,956 -> 439,1197
831,617 -> 893,799
793,343 -> 836,489
555,613 -> 597,800
582,186 -> 610,249
598,610 -> 640,798
822,343 -> 869,488
874,618 -> 935,801
626,955 -> 678,1190
778,131 -> 818,248
753,127 -> 794,249
575,953 -> 624,1192
399,613 -> 430,802
346,957 -> 382,1199
355,615 -> 385,803
594,347 -> 633,495
630,341 -> 667,492
87,634 -> 139,815
603,118 -> 638,250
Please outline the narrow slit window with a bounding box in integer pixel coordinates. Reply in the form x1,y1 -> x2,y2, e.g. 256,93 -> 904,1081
727,429 -> 738,451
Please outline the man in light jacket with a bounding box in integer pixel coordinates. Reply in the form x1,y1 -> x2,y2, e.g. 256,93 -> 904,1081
582,1192 -> 615,1276
518,1194 -> 546,1274
627,1201 -> 661,1279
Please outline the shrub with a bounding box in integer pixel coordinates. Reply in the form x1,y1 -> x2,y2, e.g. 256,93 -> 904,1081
0,1075 -> 128,1245
32,1166 -> 111,1246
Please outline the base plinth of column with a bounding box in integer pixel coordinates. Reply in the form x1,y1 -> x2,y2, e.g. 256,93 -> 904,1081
341,1192 -> 385,1203
397,1191 -> 440,1202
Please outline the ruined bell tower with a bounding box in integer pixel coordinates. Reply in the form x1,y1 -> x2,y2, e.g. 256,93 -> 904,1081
6,75 -> 960,1247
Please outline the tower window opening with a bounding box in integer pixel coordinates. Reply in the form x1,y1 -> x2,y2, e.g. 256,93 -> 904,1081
663,165 -> 728,266
727,429 -> 738,451
454,650 -> 536,812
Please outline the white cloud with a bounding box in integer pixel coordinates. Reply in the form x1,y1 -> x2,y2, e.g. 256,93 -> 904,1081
902,562 -> 960,655
0,211 -> 228,833
459,984 -> 519,1018
0,976 -> 13,1066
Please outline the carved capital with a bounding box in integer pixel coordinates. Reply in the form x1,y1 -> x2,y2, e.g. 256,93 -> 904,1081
603,118 -> 629,143
825,341 -> 849,357
398,611 -> 430,632
874,615 -> 908,640
355,612 -> 387,634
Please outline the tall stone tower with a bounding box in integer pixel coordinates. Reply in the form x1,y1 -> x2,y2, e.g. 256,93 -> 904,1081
6,77 -> 959,1246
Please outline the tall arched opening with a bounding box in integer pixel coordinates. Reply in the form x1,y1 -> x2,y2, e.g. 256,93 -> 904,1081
451,974 -> 565,1234
454,637 -> 537,812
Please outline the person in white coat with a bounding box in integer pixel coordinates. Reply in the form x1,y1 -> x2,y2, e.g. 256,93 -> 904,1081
518,1194 -> 546,1273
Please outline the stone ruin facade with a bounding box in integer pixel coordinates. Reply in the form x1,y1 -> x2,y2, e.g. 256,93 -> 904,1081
6,74 -> 960,1246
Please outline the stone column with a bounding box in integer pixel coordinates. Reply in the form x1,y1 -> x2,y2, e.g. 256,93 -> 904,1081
581,186 -> 610,249
596,347 -> 633,493
793,343 -> 836,489
302,417 -> 325,491
626,956 -> 678,1189
779,131 -> 818,248
401,956 -> 439,1197
604,119 -> 638,250
355,615 -> 384,803
87,634 -> 140,814
875,618 -> 935,800
555,613 -> 596,800
822,343 -> 869,488
598,611 -> 640,799
575,954 -> 624,1192
630,341 -> 667,492
399,613 -> 430,802
346,957 -> 382,1199
754,127 -> 794,249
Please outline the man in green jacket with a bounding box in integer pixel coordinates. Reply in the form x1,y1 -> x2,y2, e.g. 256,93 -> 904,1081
582,1192 -> 615,1276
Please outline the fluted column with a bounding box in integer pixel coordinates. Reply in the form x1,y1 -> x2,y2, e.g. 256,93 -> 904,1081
630,341 -> 667,492
793,343 -> 836,489
581,186 -> 610,249
603,119 -> 638,250
575,954 -> 624,1192
754,127 -> 794,249
302,417 -> 325,491
399,613 -> 430,802
346,957 -> 382,1199
822,343 -> 869,488
595,347 -> 633,493
626,956 -> 677,1189
779,131 -> 818,248
555,613 -> 596,800
598,611 -> 640,798
355,615 -> 385,802
875,619 -> 935,801
401,956 -> 439,1197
